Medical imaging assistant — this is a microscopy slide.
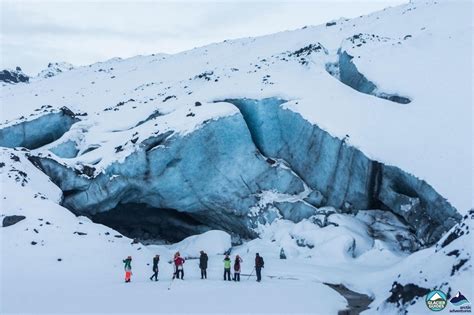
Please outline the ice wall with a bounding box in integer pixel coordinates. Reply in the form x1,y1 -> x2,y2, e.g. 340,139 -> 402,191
329,49 -> 411,104
30,113 -> 308,240
224,98 -> 460,245
0,107 -> 78,149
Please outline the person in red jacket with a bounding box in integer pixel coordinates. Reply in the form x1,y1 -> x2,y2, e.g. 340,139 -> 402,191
173,252 -> 185,280
233,255 -> 243,282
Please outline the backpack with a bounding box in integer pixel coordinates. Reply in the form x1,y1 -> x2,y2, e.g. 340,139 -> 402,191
123,259 -> 132,271
234,259 -> 241,271
258,256 -> 264,267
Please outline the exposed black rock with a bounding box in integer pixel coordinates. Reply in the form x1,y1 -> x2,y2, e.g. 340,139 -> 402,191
163,95 -> 176,102
438,222 -> 467,249
386,282 -> 430,307
2,215 -> 26,227
451,258 -> 469,276
194,71 -> 214,81
289,43 -> 326,57
135,110 -> 162,127
0,67 -> 29,84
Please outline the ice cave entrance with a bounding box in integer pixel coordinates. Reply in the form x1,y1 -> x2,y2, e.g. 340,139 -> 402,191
91,203 -> 212,244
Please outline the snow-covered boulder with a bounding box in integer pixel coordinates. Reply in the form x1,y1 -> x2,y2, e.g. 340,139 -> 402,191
250,209 -> 420,261
169,230 -> 232,257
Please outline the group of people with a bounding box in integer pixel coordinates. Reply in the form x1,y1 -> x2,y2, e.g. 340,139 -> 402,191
122,252 -> 265,283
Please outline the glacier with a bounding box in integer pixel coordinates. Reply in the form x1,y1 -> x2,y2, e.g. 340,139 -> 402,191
22,96 -> 460,246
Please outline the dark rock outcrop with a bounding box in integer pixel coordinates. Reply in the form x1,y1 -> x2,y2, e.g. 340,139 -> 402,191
2,215 -> 26,227
0,67 -> 29,84
386,282 -> 430,308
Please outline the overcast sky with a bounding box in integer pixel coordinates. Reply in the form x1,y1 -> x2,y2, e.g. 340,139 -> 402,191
1,0 -> 406,75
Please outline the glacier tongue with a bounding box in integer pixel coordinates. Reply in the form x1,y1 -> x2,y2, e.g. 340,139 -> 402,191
24,96 -> 461,246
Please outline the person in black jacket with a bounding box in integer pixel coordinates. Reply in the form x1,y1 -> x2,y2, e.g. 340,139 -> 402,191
199,250 -> 208,279
149,254 -> 159,281
255,253 -> 264,282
